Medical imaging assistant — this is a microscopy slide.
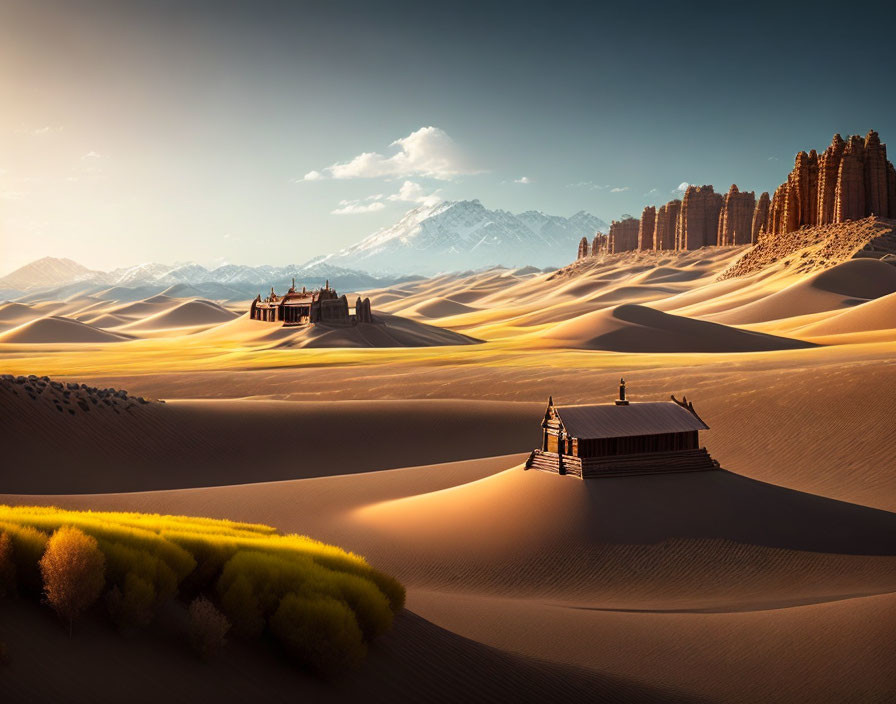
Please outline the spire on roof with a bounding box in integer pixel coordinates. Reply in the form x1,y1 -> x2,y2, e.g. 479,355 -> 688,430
615,377 -> 629,406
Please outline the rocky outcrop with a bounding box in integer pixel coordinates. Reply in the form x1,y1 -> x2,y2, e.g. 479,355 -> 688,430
751,192 -> 770,242
573,130 -> 894,262
817,134 -> 845,225
677,185 -> 723,250
638,206 -> 656,250
592,232 -> 607,255
835,135 -> 866,223
863,130 -> 889,217
717,185 -> 756,246
608,217 -> 640,253
577,236 -> 590,259
766,131 -> 894,237
653,200 -> 681,250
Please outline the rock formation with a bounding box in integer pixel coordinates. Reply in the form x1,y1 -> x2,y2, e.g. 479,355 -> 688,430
577,236 -> 590,259
751,191 -> 770,242
765,131 -> 894,237
717,185 -> 756,246
608,217 -> 640,253
653,200 -> 681,250
638,206 -> 656,250
574,129 -> 894,261
592,232 -> 607,255
676,186 -> 723,250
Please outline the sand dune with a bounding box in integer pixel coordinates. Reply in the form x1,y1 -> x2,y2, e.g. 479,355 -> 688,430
0,316 -> 133,343
796,290 -> 896,336
709,259 -> 896,324
402,297 -> 478,319
0,301 -> 37,322
0,393 -> 540,492
538,303 -> 814,352
117,298 -> 238,330
81,312 -> 132,328
105,294 -> 177,319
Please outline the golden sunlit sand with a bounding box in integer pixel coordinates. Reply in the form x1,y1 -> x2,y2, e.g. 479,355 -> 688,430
2,220 -> 895,703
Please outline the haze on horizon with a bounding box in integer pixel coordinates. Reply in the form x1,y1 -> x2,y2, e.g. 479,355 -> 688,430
1,0 -> 894,275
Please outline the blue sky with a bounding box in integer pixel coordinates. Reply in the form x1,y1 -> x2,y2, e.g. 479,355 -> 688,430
1,0 -> 894,272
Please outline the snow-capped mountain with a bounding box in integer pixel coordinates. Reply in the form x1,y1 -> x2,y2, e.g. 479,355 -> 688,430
316,200 -> 606,275
0,257 -> 103,292
0,259 -> 398,299
1,200 -> 606,295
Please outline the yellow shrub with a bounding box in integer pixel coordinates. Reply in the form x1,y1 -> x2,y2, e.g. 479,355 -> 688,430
270,593 -> 366,676
40,526 -> 106,635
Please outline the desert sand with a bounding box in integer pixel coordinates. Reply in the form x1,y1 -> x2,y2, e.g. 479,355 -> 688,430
1,220 -> 895,703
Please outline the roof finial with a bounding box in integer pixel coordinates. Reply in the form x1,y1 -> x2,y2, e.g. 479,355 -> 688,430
615,377 -> 629,406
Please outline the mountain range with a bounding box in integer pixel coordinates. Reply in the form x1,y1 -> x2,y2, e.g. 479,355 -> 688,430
0,200 -> 606,297
314,200 -> 606,275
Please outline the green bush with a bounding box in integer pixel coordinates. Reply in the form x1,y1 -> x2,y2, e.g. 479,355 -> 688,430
219,573 -> 264,638
107,572 -> 157,628
0,533 -> 15,596
270,593 -> 366,676
0,505 -> 403,673
0,522 -> 48,593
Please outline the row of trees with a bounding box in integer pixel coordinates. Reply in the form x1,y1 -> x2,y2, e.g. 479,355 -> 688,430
0,506 -> 405,675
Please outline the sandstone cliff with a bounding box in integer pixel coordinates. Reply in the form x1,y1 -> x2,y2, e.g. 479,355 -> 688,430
767,131 -> 895,237
608,217 -> 640,253
677,185 -> 723,250
653,200 -> 681,250
718,185 -> 756,246
638,206 -> 656,251
751,192 -> 770,243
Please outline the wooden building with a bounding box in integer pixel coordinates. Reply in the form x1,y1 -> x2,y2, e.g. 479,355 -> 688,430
249,279 -> 373,327
526,379 -> 718,478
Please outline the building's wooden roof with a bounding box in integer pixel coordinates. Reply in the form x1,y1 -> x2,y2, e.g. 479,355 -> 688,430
553,402 -> 708,439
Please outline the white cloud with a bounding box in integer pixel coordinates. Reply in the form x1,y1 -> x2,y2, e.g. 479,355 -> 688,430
674,181 -> 690,193
566,181 -> 610,191
81,151 -> 102,160
386,180 -> 442,206
514,176 -> 531,184
330,180 -> 442,216
610,186 -> 629,193
305,126 -> 476,181
330,200 -> 387,215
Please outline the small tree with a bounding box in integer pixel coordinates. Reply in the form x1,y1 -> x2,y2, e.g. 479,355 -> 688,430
189,596 -> 230,659
39,526 -> 105,636
0,532 -> 15,597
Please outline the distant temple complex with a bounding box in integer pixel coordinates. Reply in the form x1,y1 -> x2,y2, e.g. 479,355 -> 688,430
249,279 -> 373,326
526,380 -> 718,478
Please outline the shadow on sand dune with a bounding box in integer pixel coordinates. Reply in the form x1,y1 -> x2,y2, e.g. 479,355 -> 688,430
581,469 -> 896,556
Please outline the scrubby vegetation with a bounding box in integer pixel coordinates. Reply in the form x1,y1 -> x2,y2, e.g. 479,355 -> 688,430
0,505 -> 404,674
39,526 -> 106,635
189,595 -> 230,659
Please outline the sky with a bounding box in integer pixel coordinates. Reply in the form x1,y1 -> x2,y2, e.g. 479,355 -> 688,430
1,0 -> 895,274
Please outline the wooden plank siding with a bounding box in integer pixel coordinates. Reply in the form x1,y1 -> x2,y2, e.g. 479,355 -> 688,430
526,448 -> 717,479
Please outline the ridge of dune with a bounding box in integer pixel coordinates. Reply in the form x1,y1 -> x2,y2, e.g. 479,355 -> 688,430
537,303 -> 813,352
707,259 -> 896,325
0,301 -> 37,322
353,466 -> 896,604
117,298 -> 238,330
796,290 -> 896,336
402,297 -> 478,319
0,315 -> 134,343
